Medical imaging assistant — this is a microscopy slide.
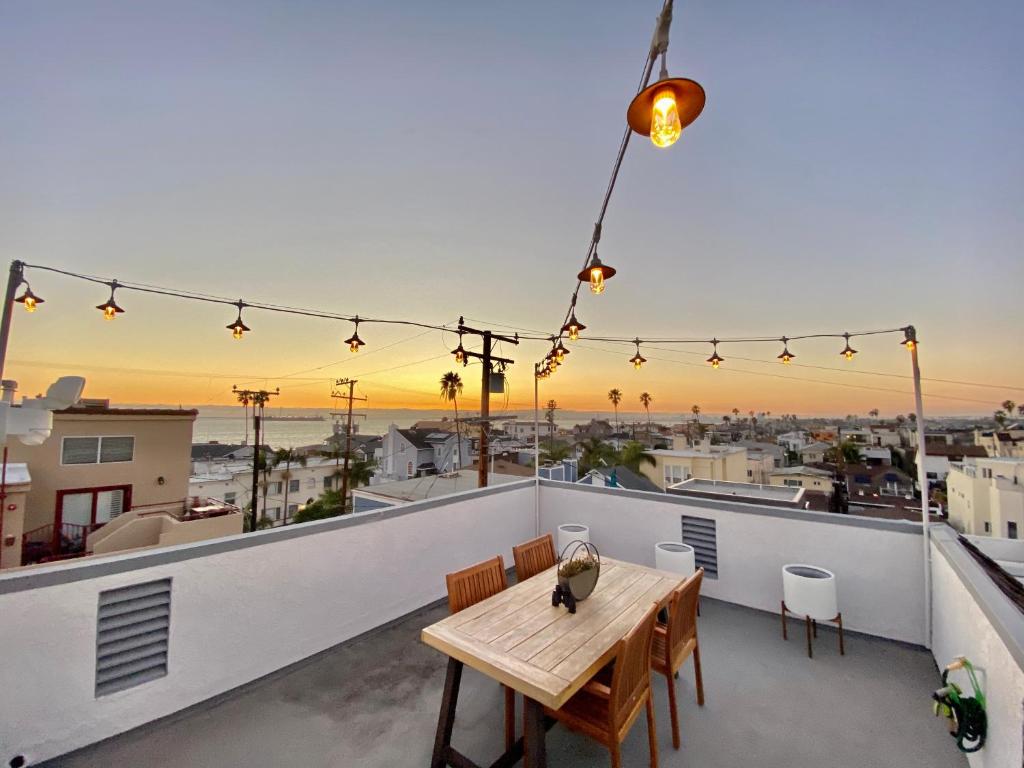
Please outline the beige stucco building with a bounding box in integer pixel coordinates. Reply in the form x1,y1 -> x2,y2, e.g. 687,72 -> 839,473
2,405 -> 229,565
947,457 -> 1024,539
767,466 -> 835,493
639,437 -> 748,491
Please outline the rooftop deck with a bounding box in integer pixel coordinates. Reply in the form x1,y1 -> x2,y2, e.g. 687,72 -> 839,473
48,597 -> 964,768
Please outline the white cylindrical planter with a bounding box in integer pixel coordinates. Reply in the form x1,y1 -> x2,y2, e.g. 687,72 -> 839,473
655,542 -> 696,575
782,564 -> 838,619
557,524 -> 590,557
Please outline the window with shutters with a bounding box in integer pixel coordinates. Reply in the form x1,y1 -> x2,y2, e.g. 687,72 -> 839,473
61,436 -> 134,465
96,579 -> 171,697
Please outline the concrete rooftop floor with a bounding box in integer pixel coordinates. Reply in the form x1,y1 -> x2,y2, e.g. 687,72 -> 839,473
47,598 -> 967,768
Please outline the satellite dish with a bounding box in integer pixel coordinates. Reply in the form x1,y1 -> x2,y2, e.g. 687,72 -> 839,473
24,376 -> 85,411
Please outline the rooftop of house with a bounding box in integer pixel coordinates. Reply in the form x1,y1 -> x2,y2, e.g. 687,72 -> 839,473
352,469 -> 524,503
190,455 -> 340,482
668,477 -> 804,505
45,596 -> 967,768
908,445 -> 989,460
769,465 -> 834,477
579,464 -> 662,492
469,459 -> 534,477
4,479 -> 1023,765
799,441 -> 832,453
190,442 -> 251,461
648,446 -> 746,459
57,406 -> 199,418
396,428 -> 459,449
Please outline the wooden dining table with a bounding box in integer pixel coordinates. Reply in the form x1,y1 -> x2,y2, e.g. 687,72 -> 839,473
421,556 -> 685,768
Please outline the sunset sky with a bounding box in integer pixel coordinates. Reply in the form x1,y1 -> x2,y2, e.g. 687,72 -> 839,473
2,0 -> 1021,417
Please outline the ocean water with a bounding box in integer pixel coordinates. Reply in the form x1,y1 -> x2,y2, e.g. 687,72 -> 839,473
190,405 -> 685,448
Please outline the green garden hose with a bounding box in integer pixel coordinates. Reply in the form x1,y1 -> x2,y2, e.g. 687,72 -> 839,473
932,657 -> 986,753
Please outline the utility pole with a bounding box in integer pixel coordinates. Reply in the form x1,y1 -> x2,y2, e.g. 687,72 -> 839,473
456,317 -> 518,488
232,386 -> 278,532
331,378 -> 367,510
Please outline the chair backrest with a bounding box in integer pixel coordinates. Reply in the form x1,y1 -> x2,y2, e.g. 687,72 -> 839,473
446,555 -> 508,614
665,568 -> 704,659
512,534 -> 557,582
610,602 -> 660,727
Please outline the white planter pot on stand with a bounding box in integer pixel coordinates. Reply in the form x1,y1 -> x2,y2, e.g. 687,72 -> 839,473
654,542 -> 696,575
780,564 -> 844,658
557,524 -> 590,557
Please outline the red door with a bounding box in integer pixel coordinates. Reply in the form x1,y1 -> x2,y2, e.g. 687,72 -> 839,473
54,485 -> 132,553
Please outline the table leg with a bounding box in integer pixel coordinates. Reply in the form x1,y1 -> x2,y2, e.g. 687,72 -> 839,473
431,658 -> 464,768
523,696 -> 547,768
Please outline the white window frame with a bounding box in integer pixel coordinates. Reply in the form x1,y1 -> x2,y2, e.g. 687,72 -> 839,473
60,435 -> 135,466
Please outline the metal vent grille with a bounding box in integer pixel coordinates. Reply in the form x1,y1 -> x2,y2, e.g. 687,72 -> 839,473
681,515 -> 718,579
96,578 -> 171,697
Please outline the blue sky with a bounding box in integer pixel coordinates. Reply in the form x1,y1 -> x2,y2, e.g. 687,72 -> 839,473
1,0 -> 1021,414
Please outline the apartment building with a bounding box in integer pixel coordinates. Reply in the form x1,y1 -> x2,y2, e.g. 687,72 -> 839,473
5,404 -> 197,564
947,457 -> 1024,538
975,427 -> 1024,458
189,456 -> 346,525
640,437 -> 747,491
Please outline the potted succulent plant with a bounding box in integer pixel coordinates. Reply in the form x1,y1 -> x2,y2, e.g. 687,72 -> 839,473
553,541 -> 601,613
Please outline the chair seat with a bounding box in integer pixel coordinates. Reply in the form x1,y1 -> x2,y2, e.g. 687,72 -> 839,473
543,687 -> 612,743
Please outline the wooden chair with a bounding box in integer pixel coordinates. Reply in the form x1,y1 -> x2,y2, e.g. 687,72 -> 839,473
543,603 -> 661,768
444,555 -> 516,752
652,568 -> 705,750
512,533 -> 557,583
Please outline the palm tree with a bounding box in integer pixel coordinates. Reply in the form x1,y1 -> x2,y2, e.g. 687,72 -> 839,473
994,410 -> 1008,428
1018,404 -> 1024,419
1002,400 -> 1017,421
869,408 -> 880,420
618,441 -> 656,473
732,407 -> 740,421
691,404 -> 701,421
346,457 -> 376,492
639,392 -> 653,436
545,399 -> 559,449
608,389 -> 623,433
579,437 -> 615,473
439,372 -> 464,467
540,443 -> 572,464
272,448 -> 307,525
320,445 -> 346,491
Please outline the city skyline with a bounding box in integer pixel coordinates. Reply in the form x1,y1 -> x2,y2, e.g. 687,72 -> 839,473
2,0 -> 1021,416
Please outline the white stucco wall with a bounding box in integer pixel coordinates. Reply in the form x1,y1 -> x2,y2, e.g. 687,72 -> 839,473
931,536 -> 1024,767
539,481 -> 927,643
0,481 -> 535,765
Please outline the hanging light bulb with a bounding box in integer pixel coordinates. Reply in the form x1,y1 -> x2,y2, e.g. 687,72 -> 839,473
629,339 -> 647,370
554,340 -> 570,364
706,339 -> 724,369
562,311 -> 586,342
577,252 -> 616,295
14,283 -> 43,313
548,356 -> 558,373
96,281 -> 125,321
840,333 -> 858,361
226,301 -> 250,340
902,326 -> 918,351
345,317 -> 365,353
626,50 -> 705,149
452,331 -> 466,365
777,337 -> 795,365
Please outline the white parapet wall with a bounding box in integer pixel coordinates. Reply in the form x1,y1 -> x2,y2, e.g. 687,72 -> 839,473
931,526 -> 1024,767
538,479 -> 928,644
0,480 -> 536,765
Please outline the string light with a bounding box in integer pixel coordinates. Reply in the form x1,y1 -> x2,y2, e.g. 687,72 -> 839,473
96,281 -> 125,321
840,333 -> 858,361
707,339 -> 724,368
226,301 -> 250,340
629,338 -> 647,370
777,337 -> 795,365
562,311 -> 586,342
344,317 -> 365,353
903,326 -> 918,351
577,252 -> 616,295
626,8 -> 705,150
554,340 -> 570,364
14,283 -> 43,313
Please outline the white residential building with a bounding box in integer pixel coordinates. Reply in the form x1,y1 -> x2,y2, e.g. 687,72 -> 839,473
380,425 -> 471,481
947,457 -> 1024,539
189,456 -> 345,526
776,431 -> 808,452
